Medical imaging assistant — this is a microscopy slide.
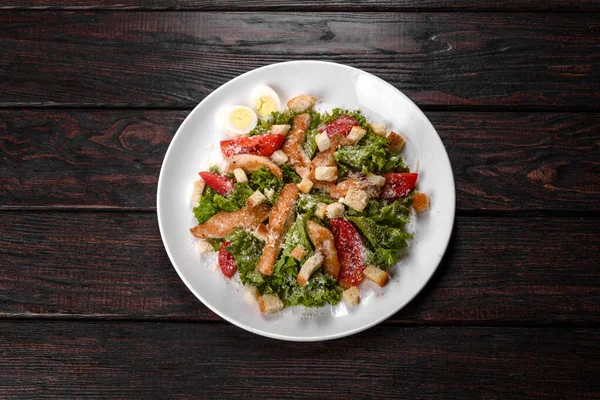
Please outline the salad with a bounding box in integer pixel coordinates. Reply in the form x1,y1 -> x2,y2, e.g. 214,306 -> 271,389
189,87 -> 430,314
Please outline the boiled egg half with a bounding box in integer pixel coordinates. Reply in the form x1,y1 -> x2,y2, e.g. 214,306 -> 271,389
251,85 -> 281,119
218,105 -> 258,136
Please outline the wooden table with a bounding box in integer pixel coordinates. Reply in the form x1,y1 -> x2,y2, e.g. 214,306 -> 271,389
1,1 -> 598,398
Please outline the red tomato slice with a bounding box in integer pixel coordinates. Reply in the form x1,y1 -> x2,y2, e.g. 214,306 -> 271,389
330,217 -> 366,289
319,115 -> 358,137
218,241 -> 237,278
220,134 -> 285,157
198,171 -> 235,195
380,173 -> 418,199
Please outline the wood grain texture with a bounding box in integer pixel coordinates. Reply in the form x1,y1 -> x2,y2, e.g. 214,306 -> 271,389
1,110 -> 598,211
1,322 -> 598,399
1,12 -> 598,109
1,212 -> 597,324
2,0 -> 599,11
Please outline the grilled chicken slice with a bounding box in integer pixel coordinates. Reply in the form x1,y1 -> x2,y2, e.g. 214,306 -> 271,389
190,203 -> 270,239
257,183 -> 299,275
306,220 -> 340,280
282,114 -> 311,175
330,178 -> 382,199
225,154 -> 282,179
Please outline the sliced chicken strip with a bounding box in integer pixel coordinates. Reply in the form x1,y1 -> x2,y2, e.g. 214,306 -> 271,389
225,154 -> 282,179
282,114 -> 311,175
330,178 -> 382,199
306,220 -> 340,280
257,183 -> 299,276
190,203 -> 270,239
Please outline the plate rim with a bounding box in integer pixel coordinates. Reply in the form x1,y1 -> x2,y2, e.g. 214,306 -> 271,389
157,60 -> 456,341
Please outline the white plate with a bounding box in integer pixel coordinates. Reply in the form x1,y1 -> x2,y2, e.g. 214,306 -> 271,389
157,61 -> 455,341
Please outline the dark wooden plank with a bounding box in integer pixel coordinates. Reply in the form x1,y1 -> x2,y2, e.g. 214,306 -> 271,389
0,12 -> 598,109
1,212 -> 597,324
2,0 -> 599,11
1,110 -> 598,211
1,322 -> 598,399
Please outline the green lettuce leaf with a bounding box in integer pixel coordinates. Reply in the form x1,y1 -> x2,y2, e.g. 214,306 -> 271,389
192,183 -> 254,225
304,129 -> 319,159
282,164 -> 302,184
348,215 -> 412,270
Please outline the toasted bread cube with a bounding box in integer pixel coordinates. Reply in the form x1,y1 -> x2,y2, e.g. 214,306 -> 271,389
270,124 -> 291,136
364,265 -> 390,287
253,223 -> 269,241
366,174 -> 386,187
197,239 -> 215,254
287,94 -> 316,112
190,181 -> 205,205
297,252 -> 324,286
342,286 -> 360,306
290,247 -> 306,261
297,178 -> 314,194
258,293 -> 284,314
325,202 -> 345,219
244,286 -> 260,303
315,202 -> 327,219
347,126 -> 366,143
315,166 -> 338,182
315,132 -> 331,152
413,192 -> 430,214
264,188 -> 275,201
233,168 -> 248,183
341,186 -> 368,212
370,123 -> 387,136
270,150 -> 289,166
247,190 -> 267,207
387,131 -> 406,152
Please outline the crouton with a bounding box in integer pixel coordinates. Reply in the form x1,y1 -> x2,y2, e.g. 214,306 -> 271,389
325,202 -> 345,219
364,265 -> 390,287
297,252 -> 324,286
366,174 -> 386,187
233,168 -> 248,183
297,177 -> 314,194
247,190 -> 267,207
315,132 -> 331,152
287,95 -> 316,113
315,166 -> 338,182
387,131 -> 406,152
258,293 -> 284,314
342,286 -> 360,306
413,192 -> 430,214
190,180 -> 205,205
290,247 -> 306,261
264,188 -> 275,201
244,286 -> 259,303
347,126 -> 366,143
270,124 -> 291,136
253,223 -> 269,241
197,239 -> 215,254
315,202 -> 327,219
370,123 -> 387,136
341,186 -> 369,212
270,150 -> 289,166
